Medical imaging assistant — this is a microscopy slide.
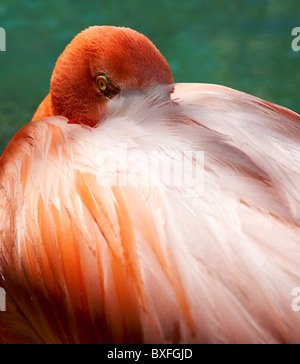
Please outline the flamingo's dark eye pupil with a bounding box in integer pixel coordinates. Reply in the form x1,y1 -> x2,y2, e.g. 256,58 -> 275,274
97,75 -> 108,92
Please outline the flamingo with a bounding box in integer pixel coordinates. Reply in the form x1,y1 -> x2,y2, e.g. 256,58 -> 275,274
1,26 -> 300,344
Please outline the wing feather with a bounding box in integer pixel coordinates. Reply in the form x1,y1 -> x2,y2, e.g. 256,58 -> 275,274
1,84 -> 300,343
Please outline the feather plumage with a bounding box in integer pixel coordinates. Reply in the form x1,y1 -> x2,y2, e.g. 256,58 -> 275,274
1,84 -> 300,343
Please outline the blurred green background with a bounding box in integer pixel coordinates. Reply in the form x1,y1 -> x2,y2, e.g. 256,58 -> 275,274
0,0 -> 299,154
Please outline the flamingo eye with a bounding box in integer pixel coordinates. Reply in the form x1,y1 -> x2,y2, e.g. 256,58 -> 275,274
95,74 -> 120,99
96,75 -> 109,92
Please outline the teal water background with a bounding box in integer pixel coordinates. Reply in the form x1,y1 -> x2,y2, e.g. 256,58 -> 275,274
0,0 -> 299,154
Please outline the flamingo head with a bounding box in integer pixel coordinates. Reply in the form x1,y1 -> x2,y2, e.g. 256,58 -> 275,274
50,26 -> 174,127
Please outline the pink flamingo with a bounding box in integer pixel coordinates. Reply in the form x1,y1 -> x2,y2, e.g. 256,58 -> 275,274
1,26 -> 300,344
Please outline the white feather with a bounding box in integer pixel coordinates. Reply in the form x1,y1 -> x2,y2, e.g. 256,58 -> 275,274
1,83 -> 300,343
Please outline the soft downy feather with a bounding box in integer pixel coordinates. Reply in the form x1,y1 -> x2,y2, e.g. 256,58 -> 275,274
1,83 -> 300,343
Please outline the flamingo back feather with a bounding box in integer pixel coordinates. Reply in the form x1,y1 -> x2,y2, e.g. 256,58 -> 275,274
1,84 -> 300,343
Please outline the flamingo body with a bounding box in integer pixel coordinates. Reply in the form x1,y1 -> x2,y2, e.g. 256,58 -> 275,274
1,27 -> 300,344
